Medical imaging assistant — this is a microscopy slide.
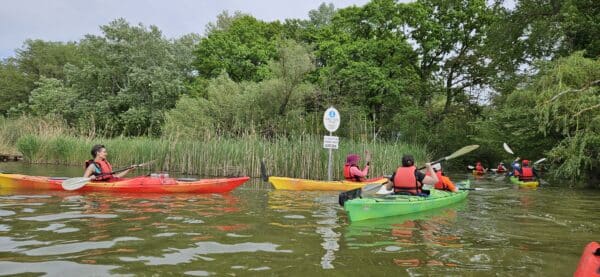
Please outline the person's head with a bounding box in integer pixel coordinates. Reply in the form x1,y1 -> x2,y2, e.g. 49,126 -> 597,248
476,161 -> 482,166
91,144 -> 107,159
432,163 -> 442,172
346,154 -> 360,165
522,160 -> 529,166
500,162 -> 504,165
401,154 -> 414,167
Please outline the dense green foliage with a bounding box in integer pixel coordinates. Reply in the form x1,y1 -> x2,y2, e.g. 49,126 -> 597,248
0,0 -> 598,185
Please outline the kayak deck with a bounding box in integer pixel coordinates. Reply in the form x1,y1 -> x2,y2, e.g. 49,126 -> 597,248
509,176 -> 539,188
267,176 -> 387,191
344,180 -> 470,222
0,174 -> 249,193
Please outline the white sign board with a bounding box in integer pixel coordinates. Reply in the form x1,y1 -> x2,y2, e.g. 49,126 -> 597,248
323,135 -> 339,149
323,107 -> 340,133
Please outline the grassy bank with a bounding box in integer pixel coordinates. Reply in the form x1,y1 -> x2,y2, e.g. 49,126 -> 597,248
0,117 -> 428,179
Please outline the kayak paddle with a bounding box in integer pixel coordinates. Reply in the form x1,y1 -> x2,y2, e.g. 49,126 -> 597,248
61,160 -> 155,191
338,144 -> 480,206
503,142 -> 515,155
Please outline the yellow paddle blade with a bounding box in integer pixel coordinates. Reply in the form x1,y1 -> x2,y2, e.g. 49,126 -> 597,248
445,145 -> 480,160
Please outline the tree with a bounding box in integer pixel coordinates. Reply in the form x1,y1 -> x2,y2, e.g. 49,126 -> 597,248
193,15 -> 283,82
315,0 -> 420,133
0,59 -> 29,115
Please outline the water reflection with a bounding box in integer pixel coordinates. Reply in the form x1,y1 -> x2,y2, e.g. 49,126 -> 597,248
345,202 -> 467,269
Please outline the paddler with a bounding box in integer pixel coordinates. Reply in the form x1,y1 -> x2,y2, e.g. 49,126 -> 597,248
343,150 -> 370,182
428,163 -> 457,192
83,144 -> 133,181
385,154 -> 438,196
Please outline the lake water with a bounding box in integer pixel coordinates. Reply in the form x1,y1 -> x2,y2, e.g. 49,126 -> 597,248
0,163 -> 598,276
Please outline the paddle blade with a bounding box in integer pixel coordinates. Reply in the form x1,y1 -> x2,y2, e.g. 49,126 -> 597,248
534,158 -> 547,164
260,159 -> 269,182
61,177 -> 92,191
467,165 -> 475,170
503,143 -> 514,154
445,145 -> 480,161
338,188 -> 362,206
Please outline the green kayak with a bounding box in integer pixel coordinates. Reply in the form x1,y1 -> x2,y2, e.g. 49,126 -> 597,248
509,176 -> 539,188
344,180 -> 470,222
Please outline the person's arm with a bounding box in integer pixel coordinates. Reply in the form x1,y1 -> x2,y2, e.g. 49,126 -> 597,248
350,165 -> 369,178
385,172 -> 395,190
83,164 -> 96,179
533,168 -> 539,179
421,163 -> 438,185
113,167 -> 133,178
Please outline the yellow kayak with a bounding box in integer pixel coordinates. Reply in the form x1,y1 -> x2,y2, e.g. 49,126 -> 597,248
267,176 -> 388,191
509,176 -> 539,188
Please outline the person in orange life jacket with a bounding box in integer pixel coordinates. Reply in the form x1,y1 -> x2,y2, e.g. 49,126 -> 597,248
516,159 -> 539,181
475,162 -> 486,173
343,151 -> 371,182
384,154 -> 438,196
427,163 -> 458,192
83,144 -> 133,181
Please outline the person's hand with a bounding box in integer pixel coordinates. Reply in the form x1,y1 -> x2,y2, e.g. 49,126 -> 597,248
425,162 -> 432,169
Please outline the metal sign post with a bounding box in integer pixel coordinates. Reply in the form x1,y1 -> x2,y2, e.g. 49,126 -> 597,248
323,107 -> 340,181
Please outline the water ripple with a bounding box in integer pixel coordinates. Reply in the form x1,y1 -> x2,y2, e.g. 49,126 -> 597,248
120,242 -> 292,265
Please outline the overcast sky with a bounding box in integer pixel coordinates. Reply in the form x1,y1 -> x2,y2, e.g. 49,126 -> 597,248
0,0 -> 373,59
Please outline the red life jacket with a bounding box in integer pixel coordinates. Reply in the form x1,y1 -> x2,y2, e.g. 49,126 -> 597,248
85,159 -> 113,181
393,166 -> 421,195
343,164 -> 365,182
497,165 -> 506,172
520,167 -> 534,181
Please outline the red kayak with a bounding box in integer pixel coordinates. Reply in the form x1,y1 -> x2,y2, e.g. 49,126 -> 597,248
574,241 -> 600,277
0,173 -> 249,193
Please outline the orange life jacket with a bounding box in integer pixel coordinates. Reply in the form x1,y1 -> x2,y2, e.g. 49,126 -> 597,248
520,167 -> 534,181
85,159 -> 113,181
393,166 -> 421,195
343,164 -> 365,182
426,170 -> 456,192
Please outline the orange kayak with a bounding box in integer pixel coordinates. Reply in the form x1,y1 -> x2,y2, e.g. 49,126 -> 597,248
574,241 -> 600,277
0,173 -> 249,193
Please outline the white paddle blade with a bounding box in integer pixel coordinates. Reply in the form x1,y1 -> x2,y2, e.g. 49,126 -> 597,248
467,165 -> 475,169
503,143 -> 514,154
61,177 -> 91,191
534,158 -> 547,164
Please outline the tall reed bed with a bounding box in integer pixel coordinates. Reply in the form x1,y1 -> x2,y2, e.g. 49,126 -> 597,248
11,134 -> 428,179
2,116 -> 428,179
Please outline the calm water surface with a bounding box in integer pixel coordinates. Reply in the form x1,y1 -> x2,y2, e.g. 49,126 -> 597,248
0,163 -> 598,276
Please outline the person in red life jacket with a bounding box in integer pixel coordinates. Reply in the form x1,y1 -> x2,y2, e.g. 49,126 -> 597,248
428,163 -> 458,192
475,162 -> 486,173
83,144 -> 133,181
516,159 -> 539,181
343,151 -> 371,182
496,162 -> 507,173
384,154 -> 438,196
